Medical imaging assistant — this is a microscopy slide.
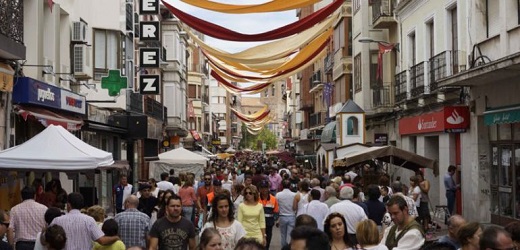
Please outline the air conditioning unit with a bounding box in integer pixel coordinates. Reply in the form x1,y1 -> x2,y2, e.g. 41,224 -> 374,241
72,21 -> 88,43
345,62 -> 353,74
73,44 -> 92,79
342,5 -> 353,17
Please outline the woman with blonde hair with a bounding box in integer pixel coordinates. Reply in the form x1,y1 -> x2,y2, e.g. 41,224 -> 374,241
237,185 -> 266,246
355,219 -> 388,250
87,205 -> 105,227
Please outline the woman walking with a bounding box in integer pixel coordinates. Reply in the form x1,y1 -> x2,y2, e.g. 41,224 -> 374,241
324,212 -> 352,250
179,176 -> 197,224
202,194 -> 246,250
237,185 -> 266,246
293,181 -> 310,216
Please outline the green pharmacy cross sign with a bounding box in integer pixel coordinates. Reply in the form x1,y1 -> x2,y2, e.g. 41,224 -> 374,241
101,70 -> 127,96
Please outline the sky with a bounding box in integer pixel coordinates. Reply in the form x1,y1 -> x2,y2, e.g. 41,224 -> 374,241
164,0 -> 299,53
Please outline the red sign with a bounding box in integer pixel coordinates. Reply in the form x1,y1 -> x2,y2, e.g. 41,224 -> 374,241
399,106 -> 470,135
190,130 -> 201,141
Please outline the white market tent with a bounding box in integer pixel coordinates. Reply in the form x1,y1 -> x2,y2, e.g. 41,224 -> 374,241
0,125 -> 114,171
149,147 -> 208,179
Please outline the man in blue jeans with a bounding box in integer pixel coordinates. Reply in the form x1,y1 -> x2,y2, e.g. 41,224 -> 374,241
443,165 -> 458,215
275,180 -> 296,247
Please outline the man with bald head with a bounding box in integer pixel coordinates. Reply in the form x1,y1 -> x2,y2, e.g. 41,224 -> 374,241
114,195 -> 150,248
438,215 -> 466,249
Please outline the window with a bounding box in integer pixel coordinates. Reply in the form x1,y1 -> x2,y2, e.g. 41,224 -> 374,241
265,89 -> 268,97
94,29 -> 122,80
426,20 -> 435,59
272,85 -> 275,96
450,7 -> 460,74
486,0 -> 500,37
347,18 -> 353,56
353,0 -> 360,14
347,116 -> 358,135
408,31 -> 416,66
354,54 -> 361,92
369,51 -> 380,87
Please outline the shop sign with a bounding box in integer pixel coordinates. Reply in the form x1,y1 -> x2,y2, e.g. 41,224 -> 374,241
190,130 -> 201,141
60,89 -> 86,115
13,77 -> 86,115
212,139 -> 221,145
399,106 -> 470,135
13,77 -> 61,109
374,133 -> 388,145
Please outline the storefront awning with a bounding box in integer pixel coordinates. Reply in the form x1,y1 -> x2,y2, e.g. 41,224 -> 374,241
14,105 -> 83,131
484,106 -> 520,125
321,121 -> 336,143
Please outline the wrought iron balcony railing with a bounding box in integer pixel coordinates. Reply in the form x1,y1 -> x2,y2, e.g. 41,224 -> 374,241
410,62 -> 425,97
372,0 -> 396,25
309,112 -> 324,128
429,50 -> 467,91
145,98 -> 164,121
371,85 -> 393,109
395,70 -> 407,103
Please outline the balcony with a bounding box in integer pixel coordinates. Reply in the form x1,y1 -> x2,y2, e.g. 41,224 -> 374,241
429,50 -> 467,91
371,85 -> 393,110
0,0 -> 25,59
309,70 -> 323,92
371,0 -> 397,29
128,91 -> 143,113
410,62 -> 425,98
144,98 -> 164,121
395,70 -> 407,103
309,112 -> 325,128
324,53 -> 334,74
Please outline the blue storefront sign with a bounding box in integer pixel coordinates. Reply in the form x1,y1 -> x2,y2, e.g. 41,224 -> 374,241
13,77 -> 86,115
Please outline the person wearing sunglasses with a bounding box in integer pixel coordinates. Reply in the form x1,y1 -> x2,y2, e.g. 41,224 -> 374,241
479,226 -> 516,250
0,210 -> 11,250
237,186 -> 266,246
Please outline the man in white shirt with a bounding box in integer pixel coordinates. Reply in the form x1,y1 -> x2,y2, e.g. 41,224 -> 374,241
156,172 -> 175,192
302,189 -> 329,231
275,180 -> 296,248
310,178 -> 325,202
381,196 -> 425,250
328,186 -> 367,245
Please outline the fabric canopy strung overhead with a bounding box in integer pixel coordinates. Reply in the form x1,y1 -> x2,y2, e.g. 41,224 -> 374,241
161,0 -> 343,41
231,107 -> 271,122
179,0 -> 320,14
203,29 -> 332,74
208,37 -> 330,82
184,13 -> 336,64
211,71 -> 272,94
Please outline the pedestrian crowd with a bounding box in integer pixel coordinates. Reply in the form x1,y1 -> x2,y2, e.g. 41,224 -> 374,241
1,153 -> 519,250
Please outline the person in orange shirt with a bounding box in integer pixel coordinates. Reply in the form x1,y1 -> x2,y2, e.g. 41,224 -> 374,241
258,180 -> 279,250
205,179 -> 223,224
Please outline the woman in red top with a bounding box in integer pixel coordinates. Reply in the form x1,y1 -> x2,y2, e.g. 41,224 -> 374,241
178,176 -> 197,225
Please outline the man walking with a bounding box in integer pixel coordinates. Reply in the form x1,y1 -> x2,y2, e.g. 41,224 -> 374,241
7,186 -> 47,250
51,192 -> 119,250
381,196 -> 425,250
329,186 -> 367,245
302,189 -> 329,231
115,195 -> 150,248
444,165 -> 458,215
148,194 -> 196,250
113,174 -> 133,214
276,179 -> 296,248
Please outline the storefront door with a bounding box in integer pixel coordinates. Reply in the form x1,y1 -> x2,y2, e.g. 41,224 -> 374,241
490,143 -> 520,225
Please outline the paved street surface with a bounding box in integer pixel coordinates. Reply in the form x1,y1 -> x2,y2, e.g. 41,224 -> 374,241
269,226 -> 283,250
